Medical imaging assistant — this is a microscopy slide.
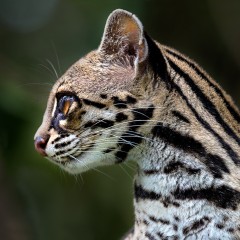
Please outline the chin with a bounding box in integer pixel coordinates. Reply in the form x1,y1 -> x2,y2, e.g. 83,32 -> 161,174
51,153 -> 113,175
61,162 -> 89,175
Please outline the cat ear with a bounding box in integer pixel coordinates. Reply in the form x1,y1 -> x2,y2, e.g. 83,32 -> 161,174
99,9 -> 148,65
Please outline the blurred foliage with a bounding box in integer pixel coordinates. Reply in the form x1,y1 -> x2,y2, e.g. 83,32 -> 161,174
0,0 -> 239,239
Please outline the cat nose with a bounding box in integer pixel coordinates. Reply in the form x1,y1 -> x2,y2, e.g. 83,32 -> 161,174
34,135 -> 49,156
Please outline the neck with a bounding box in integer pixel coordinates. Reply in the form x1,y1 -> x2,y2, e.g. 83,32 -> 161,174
130,141 -> 238,239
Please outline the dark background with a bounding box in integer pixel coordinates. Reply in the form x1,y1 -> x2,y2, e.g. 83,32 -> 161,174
0,0 -> 239,239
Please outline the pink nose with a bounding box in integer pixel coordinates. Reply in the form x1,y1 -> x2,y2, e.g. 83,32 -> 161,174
34,135 -> 49,156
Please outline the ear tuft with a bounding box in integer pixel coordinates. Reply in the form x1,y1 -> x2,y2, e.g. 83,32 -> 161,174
99,9 -> 148,64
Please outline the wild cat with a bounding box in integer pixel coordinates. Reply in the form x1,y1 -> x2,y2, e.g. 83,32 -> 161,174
34,9 -> 240,239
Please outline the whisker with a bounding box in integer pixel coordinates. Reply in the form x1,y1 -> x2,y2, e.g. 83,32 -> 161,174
72,172 -> 84,185
68,154 -> 115,181
74,105 -> 163,137
51,41 -> 62,75
77,127 -> 154,146
38,63 -> 57,79
77,117 -> 163,139
123,162 -> 136,172
119,164 -> 133,180
46,58 -> 59,79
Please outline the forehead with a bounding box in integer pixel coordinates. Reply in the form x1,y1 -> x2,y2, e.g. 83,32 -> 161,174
56,51 -> 135,97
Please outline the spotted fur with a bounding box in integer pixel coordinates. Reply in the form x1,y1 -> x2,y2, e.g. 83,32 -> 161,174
34,9 -> 240,239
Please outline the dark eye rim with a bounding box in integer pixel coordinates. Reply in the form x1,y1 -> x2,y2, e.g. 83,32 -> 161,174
56,91 -> 80,102
56,91 -> 81,114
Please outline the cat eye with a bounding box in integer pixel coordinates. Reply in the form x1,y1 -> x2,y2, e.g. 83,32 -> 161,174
57,95 -> 76,116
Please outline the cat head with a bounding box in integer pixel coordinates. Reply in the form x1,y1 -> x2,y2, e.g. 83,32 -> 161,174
34,9 -> 169,174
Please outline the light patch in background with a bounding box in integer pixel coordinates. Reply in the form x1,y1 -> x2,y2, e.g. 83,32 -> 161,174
208,0 -> 240,68
0,0 -> 59,32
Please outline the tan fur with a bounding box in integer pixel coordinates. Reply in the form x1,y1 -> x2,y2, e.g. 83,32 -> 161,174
35,9 -> 240,239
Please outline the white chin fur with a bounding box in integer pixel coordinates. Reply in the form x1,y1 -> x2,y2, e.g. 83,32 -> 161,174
57,152 -> 113,175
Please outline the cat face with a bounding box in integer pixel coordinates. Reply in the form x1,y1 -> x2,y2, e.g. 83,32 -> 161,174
34,62 -> 152,174
34,9 -> 161,174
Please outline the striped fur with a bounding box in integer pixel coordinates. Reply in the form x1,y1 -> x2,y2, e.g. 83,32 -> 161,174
34,9 -> 240,239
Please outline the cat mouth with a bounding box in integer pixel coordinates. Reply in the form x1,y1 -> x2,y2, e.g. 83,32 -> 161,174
55,158 -> 72,165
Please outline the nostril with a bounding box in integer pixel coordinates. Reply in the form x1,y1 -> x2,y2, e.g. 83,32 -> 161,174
34,135 -> 49,156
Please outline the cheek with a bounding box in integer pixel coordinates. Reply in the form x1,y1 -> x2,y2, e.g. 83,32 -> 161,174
59,119 -> 71,131
60,111 -> 83,131
45,131 -> 78,157
45,130 -> 60,157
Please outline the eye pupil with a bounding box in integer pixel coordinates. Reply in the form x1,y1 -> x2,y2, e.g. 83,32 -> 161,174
63,100 -> 71,115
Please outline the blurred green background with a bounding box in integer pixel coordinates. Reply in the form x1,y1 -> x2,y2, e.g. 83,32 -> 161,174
0,0 -> 240,239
